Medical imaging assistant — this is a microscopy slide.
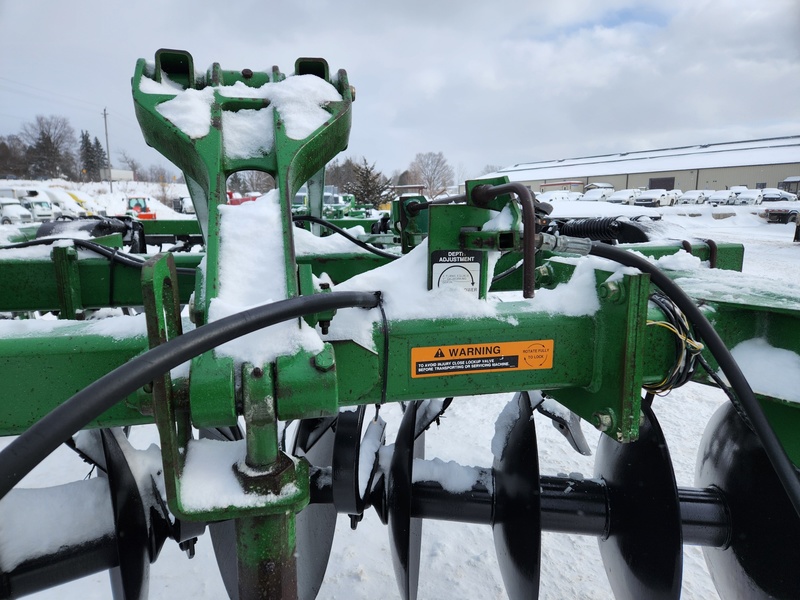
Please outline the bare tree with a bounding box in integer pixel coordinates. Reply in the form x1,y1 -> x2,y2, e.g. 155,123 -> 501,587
239,170 -> 275,194
480,164 -> 503,176
0,135 -> 28,178
20,115 -> 77,179
408,151 -> 454,198
119,150 -> 143,180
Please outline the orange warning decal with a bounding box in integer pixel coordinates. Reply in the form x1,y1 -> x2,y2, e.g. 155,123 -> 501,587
411,340 -> 554,378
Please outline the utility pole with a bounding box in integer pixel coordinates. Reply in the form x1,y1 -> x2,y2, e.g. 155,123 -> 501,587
102,108 -> 113,193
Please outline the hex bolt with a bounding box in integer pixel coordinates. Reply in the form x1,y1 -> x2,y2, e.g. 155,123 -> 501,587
598,281 -> 625,304
592,410 -> 615,432
242,68 -> 253,79
535,264 -> 554,287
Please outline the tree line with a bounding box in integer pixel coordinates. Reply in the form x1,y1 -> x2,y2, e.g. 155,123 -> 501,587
0,114 -> 500,201
0,114 -> 176,183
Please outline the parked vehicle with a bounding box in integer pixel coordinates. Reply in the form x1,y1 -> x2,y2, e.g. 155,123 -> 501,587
761,188 -> 798,202
536,191 -> 584,203
707,190 -> 736,206
733,189 -> 763,205
765,206 -> 800,223
127,196 -> 157,219
28,188 -> 88,219
181,197 -> 195,214
606,189 -> 642,205
0,187 -> 52,222
677,190 -> 715,205
665,190 -> 683,205
579,187 -> 615,201
0,198 -> 34,225
19,195 -> 55,222
634,189 -> 670,207
66,190 -> 106,216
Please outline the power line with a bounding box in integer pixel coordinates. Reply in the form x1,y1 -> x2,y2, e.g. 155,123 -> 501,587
0,77 -> 101,110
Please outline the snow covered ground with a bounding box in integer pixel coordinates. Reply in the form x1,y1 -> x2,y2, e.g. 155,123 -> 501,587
2,210 -> 799,599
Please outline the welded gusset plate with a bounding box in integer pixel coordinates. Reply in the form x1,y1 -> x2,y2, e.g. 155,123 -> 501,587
388,402 -> 425,600
697,403 -> 800,600
491,391 -> 541,600
594,402 -> 682,600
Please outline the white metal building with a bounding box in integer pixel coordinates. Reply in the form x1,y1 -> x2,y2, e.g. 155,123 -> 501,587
485,136 -> 800,193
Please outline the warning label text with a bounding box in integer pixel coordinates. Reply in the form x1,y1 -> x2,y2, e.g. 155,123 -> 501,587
411,340 -> 554,378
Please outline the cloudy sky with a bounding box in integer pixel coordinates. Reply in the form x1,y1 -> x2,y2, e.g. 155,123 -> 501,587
1,0 -> 798,180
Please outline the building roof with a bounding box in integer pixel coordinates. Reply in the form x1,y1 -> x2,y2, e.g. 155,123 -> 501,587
490,136 -> 800,182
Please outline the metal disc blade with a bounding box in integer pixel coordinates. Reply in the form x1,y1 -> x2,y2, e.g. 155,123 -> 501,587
294,418 -> 338,600
101,429 -> 150,600
697,402 -> 800,599
594,403 -> 682,600
491,391 -> 541,600
332,406 -> 366,515
388,401 -> 424,600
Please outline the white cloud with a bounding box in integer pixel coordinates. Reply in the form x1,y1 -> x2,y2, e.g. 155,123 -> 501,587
0,0 -> 798,180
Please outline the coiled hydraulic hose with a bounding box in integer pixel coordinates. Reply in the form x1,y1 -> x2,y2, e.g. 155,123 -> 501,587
589,241 -> 800,519
560,217 -> 623,240
0,291 -> 381,500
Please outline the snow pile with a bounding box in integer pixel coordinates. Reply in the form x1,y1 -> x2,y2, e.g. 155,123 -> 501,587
208,191 -> 324,365
729,338 -> 800,403
294,224 -> 373,256
0,478 -> 115,571
180,438 -> 299,511
141,71 -> 342,159
412,457 -> 490,493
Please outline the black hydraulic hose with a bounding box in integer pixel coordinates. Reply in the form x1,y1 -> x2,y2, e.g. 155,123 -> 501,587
405,194 -> 468,216
589,242 -> 800,519
292,215 -> 400,260
0,291 -> 381,501
0,238 -> 197,275
471,183 -> 538,298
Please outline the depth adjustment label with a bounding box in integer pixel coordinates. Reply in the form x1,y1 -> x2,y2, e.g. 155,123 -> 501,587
430,250 -> 482,297
411,340 -> 554,378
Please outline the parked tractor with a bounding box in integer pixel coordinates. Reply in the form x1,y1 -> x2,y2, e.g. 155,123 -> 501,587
1,50 -> 800,600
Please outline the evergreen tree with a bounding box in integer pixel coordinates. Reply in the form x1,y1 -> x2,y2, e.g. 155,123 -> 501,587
27,132 -> 60,179
79,131 -> 94,181
92,137 -> 108,180
342,157 -> 395,208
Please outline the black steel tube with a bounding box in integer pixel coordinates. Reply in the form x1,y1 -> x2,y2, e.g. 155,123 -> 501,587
471,183 -> 537,298
403,476 -> 730,548
539,476 -> 609,536
677,486 -> 730,548
4,535 -> 119,597
410,478 -> 493,524
0,291 -> 382,501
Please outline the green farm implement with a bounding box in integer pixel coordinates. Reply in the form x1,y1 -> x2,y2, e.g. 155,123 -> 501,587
2,50 -> 800,599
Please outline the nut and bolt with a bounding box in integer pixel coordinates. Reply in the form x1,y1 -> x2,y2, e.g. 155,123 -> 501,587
591,410 -> 615,432
598,281 -> 625,303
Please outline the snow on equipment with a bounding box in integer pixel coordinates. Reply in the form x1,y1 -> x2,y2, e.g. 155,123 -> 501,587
2,49 -> 800,599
